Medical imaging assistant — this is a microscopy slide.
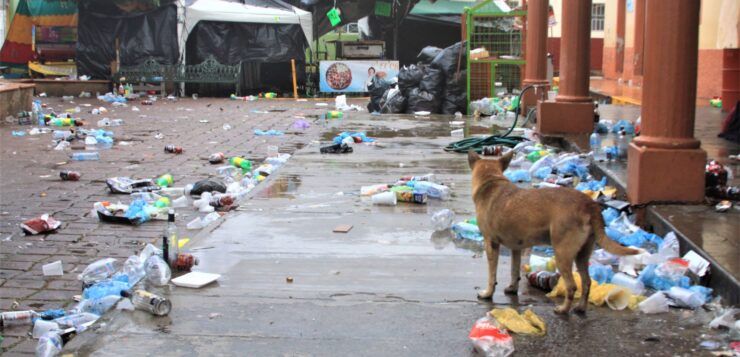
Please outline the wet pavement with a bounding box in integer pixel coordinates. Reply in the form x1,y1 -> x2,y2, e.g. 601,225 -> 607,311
64,107 -> 731,356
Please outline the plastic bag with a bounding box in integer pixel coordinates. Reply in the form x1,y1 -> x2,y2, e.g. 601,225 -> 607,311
406,88 -> 440,114
469,316 -> 515,357
489,308 -> 546,336
379,87 -> 407,114
419,66 -> 445,97
431,41 -> 466,78
417,46 -> 443,64
441,70 -> 467,115
397,65 -> 424,96
190,180 -> 227,196
367,76 -> 391,113
106,177 -> 159,194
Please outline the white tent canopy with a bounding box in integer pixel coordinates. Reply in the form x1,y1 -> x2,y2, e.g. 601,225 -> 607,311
180,0 -> 314,59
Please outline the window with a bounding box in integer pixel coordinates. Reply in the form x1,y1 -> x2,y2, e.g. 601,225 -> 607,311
591,3 -> 605,31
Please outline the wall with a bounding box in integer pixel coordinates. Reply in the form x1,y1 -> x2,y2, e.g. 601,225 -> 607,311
601,0 -> 739,99
547,0 -> 606,73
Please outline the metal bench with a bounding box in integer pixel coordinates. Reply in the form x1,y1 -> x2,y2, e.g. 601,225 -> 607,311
113,58 -> 167,97
170,56 -> 241,96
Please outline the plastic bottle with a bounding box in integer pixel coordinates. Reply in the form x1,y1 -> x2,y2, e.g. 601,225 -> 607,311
326,111 -> 344,119
1,310 -> 37,326
82,280 -> 130,300
78,258 -> 120,285
157,174 -> 174,187
410,181 -> 451,200
36,331 -> 63,357
431,209 -> 455,231
53,312 -> 99,329
360,184 -> 390,196
590,129 -> 605,162
33,319 -> 60,339
145,255 -> 171,286
71,152 -> 100,161
163,210 -> 178,265
451,222 -> 483,241
617,128 -> 630,161
84,295 -> 121,315
399,173 -> 435,183
164,145 -> 183,154
122,289 -> 172,316
527,271 -> 561,292
122,255 -> 146,285
173,253 -> 200,271
229,157 -> 252,172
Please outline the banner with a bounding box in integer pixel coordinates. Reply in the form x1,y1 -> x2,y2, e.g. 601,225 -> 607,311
320,60 -> 399,93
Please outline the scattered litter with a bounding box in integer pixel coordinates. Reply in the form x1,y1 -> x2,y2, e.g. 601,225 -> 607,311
333,224 -> 353,233
171,271 -> 220,288
286,276 -> 294,283
469,316 -> 515,357
254,129 -> 284,136
42,261 -> 64,276
21,214 -> 61,235
489,308 -> 546,336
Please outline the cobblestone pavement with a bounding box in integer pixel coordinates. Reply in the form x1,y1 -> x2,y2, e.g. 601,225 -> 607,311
0,96 -> 331,355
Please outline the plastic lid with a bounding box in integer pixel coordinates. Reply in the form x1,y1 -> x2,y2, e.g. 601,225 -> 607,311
168,209 -> 175,222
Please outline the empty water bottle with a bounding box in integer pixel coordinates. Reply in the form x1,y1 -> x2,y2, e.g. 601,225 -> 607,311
410,181 -> 451,200
590,129 -> 605,162
452,222 -> 483,241
123,255 -> 146,285
82,295 -> 121,315
53,312 -> 99,329
431,209 -> 455,231
145,255 -> 171,286
36,331 -> 63,357
1,310 -> 36,327
78,258 -> 120,285
82,279 -> 130,300
71,152 -> 100,161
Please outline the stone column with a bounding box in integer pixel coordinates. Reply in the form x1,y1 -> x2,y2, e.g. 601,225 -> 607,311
536,0 -> 594,135
627,0 -> 706,204
521,0 -> 549,114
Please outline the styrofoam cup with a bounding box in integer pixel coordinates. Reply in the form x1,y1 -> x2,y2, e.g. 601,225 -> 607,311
605,286 -> 631,310
611,272 -> 645,295
639,292 -> 670,314
171,196 -> 188,208
372,191 -> 397,206
42,260 -> 63,276
667,286 -> 704,309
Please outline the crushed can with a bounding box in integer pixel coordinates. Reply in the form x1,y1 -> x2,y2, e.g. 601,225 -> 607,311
209,152 -> 225,164
527,271 -> 560,292
164,145 -> 183,154
59,170 -> 81,181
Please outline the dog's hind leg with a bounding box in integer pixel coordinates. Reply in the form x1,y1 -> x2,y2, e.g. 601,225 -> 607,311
553,247 -> 578,314
574,240 -> 595,314
478,240 -> 500,300
504,249 -> 521,295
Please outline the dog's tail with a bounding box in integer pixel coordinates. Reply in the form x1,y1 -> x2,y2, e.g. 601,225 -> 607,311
591,205 -> 640,256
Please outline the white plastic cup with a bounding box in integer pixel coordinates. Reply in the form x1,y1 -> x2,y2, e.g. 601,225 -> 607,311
605,286 -> 631,310
667,286 -> 704,309
33,320 -> 60,338
372,191 -> 397,206
186,217 -> 204,230
171,196 -> 188,208
548,90 -> 557,100
611,272 -> 645,295
638,292 -> 670,314
42,261 -> 64,276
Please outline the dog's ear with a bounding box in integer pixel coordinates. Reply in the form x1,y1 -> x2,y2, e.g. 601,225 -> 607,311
468,150 -> 480,169
498,150 -> 514,170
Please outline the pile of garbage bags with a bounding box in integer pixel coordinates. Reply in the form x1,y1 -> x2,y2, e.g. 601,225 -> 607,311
369,42 -> 467,115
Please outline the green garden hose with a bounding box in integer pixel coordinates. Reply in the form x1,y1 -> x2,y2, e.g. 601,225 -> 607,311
443,95 -> 529,153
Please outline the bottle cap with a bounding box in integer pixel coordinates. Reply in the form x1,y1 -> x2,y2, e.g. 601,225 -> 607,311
168,209 -> 175,222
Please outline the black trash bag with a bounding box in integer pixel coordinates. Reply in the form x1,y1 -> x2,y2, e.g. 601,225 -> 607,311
431,41 -> 466,78
417,46 -> 443,65
442,70 -> 467,115
397,64 -> 424,96
419,66 -> 445,97
367,76 -> 391,113
380,88 -> 407,114
406,88 -> 441,114
190,180 -> 227,196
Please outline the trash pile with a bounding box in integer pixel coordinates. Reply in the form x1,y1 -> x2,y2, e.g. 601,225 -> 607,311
360,174 -> 451,206
369,42 -> 467,115
705,160 -> 739,212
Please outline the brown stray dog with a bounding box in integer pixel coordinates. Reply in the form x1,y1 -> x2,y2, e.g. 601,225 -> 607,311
468,150 -> 639,314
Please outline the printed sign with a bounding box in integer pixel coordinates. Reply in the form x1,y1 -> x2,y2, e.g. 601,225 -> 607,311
319,60 -> 399,93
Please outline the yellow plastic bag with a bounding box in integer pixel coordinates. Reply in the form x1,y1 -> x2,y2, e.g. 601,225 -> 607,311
489,308 -> 546,336
546,273 -> 597,300
628,294 -> 647,310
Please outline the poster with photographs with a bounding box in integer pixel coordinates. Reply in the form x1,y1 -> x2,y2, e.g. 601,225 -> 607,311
319,60 -> 399,93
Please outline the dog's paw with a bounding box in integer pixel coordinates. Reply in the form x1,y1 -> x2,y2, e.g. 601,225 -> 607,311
573,304 -> 588,314
553,305 -> 571,315
503,285 -> 518,295
477,290 -> 493,300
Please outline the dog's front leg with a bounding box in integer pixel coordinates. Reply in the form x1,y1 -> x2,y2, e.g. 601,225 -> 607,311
478,240 -> 500,299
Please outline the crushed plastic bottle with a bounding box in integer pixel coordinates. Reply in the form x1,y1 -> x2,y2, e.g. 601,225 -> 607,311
145,255 -> 171,286
78,258 -> 120,285
431,209 -> 455,231
452,222 -> 483,242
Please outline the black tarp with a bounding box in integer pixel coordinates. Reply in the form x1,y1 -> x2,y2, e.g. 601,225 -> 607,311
76,3 -> 179,79
185,20 -> 308,95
